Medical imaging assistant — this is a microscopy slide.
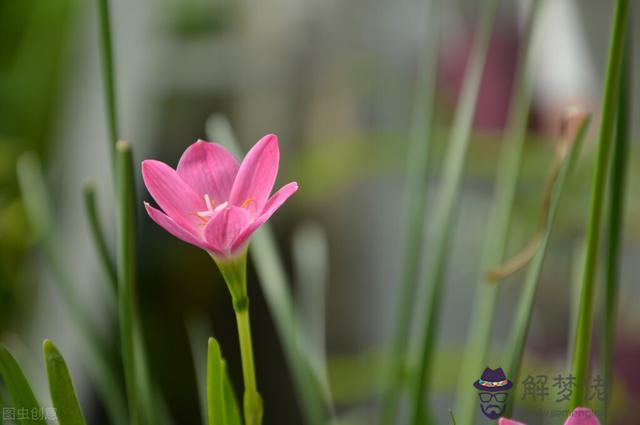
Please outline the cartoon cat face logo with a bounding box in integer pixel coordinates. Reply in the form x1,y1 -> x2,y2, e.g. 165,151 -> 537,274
473,367 -> 513,420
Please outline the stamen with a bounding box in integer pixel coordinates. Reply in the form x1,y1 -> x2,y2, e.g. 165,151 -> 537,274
213,201 -> 228,213
204,194 -> 213,211
195,196 -> 227,222
196,211 -> 214,218
240,198 -> 255,209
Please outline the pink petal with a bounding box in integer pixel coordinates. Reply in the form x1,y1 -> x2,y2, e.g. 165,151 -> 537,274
142,160 -> 205,230
176,140 -> 240,202
564,408 -> 601,425
231,181 -> 298,252
204,206 -> 250,257
229,134 -> 280,212
145,203 -> 210,251
498,419 -> 526,425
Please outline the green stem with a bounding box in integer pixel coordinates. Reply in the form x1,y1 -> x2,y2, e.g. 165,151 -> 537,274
236,308 -> 263,425
602,29 -> 631,421
453,2 -> 543,423
570,0 -> 628,409
96,0 -> 119,156
408,0 -> 499,422
83,181 -> 118,293
236,309 -> 258,396
379,0 -> 439,423
208,118 -> 328,425
216,253 -> 263,425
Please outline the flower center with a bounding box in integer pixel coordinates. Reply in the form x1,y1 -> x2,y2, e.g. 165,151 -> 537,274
196,194 -> 226,221
195,194 -> 256,224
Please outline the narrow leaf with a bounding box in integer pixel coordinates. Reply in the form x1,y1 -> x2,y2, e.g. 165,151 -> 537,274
504,116 -> 591,417
43,340 -> 87,425
0,344 -> 46,425
570,0 -> 629,408
207,338 -> 227,425
292,222 -> 332,399
602,28 -> 632,420
222,363 -> 242,425
116,140 -> 146,425
380,0 -> 440,422
95,0 -> 119,158
409,0 -> 499,422
454,2 -> 544,423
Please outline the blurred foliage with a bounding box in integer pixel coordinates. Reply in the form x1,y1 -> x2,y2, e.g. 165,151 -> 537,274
0,0 -> 77,333
161,0 -> 237,39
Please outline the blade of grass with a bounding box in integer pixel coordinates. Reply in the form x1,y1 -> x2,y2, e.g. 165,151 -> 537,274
223,364 -> 242,425
567,240 -> 585,368
83,180 -> 118,293
206,115 -> 331,425
115,140 -> 141,425
114,141 -> 170,425
379,0 -> 440,422
0,344 -> 46,425
570,0 -> 628,409
453,2 -> 543,423
602,29 -> 631,421
16,154 -> 128,425
95,0 -> 119,156
116,141 -> 171,425
207,338 -> 227,425
292,222 -> 332,400
408,0 -> 499,422
503,116 -> 591,418
43,340 -> 88,425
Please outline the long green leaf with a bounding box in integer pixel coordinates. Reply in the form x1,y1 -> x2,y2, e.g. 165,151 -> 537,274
206,115 -> 330,425
205,337 -> 242,425
115,140 -> 143,425
504,116 -> 591,418
409,0 -> 499,422
117,140 -> 170,425
16,154 -> 128,425
43,340 -> 87,425
292,223 -> 332,401
207,338 -> 227,425
379,0 -> 440,422
570,0 -> 628,409
602,29 -> 632,421
95,0 -> 119,158
223,364 -> 242,425
0,344 -> 46,425
453,2 -> 543,423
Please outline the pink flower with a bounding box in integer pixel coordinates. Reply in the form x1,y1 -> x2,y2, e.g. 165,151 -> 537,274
142,134 -> 298,261
498,407 -> 601,425
498,419 -> 526,425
